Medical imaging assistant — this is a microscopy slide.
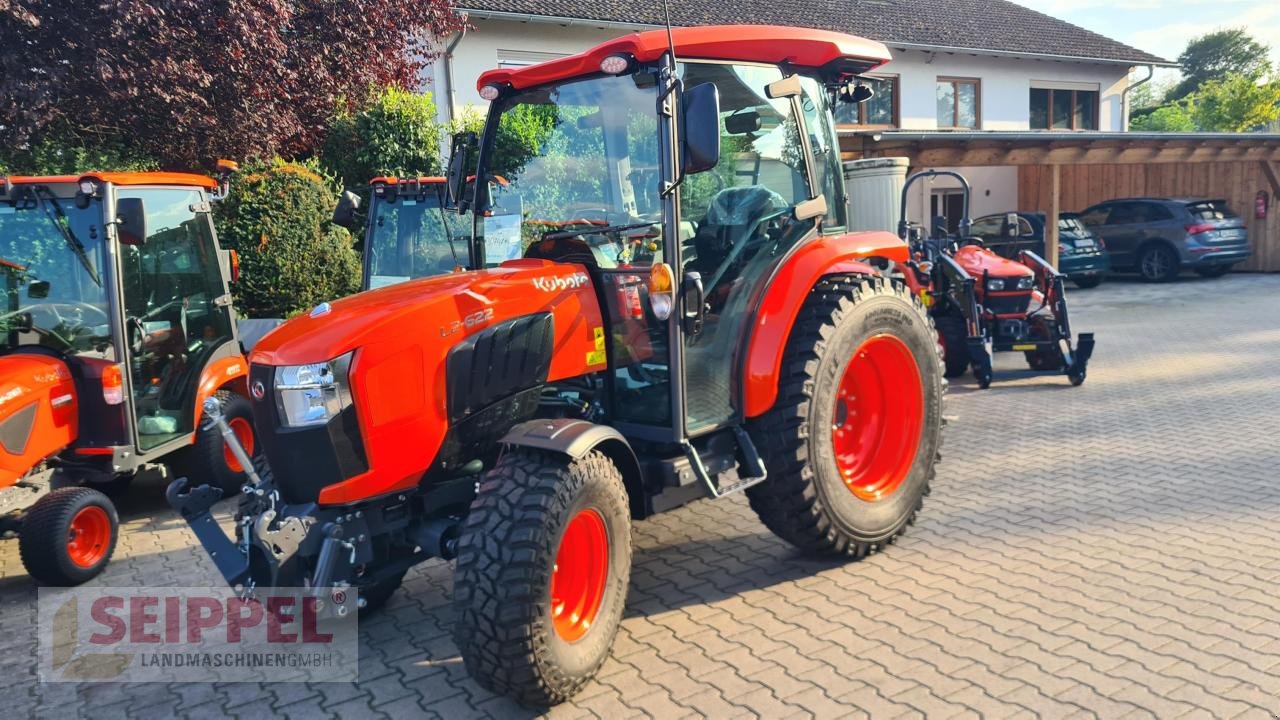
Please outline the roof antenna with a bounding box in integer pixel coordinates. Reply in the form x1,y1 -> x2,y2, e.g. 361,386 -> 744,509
662,0 -> 677,69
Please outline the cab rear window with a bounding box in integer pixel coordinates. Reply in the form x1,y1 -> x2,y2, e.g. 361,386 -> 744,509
1185,200 -> 1237,221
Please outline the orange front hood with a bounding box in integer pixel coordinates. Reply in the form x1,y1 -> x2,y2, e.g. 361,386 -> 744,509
953,245 -> 1034,279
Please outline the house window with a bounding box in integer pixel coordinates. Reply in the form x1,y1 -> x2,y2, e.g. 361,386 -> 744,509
937,78 -> 980,129
834,76 -> 898,127
1030,88 -> 1098,130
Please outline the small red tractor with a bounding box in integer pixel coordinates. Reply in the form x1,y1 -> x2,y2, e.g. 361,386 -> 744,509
898,170 -> 1095,388
0,166 -> 257,585
171,26 -> 944,704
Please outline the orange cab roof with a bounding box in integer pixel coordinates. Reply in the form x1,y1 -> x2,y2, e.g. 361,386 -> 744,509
3,171 -> 218,190
369,176 -> 447,185
477,25 -> 891,92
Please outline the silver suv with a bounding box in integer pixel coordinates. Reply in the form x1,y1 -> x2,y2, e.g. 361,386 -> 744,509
1078,197 -> 1250,282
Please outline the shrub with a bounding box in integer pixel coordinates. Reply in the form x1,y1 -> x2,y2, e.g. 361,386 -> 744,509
0,133 -> 158,175
215,159 -> 360,318
322,86 -> 444,188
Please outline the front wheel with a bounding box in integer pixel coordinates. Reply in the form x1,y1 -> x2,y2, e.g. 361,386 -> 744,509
746,276 -> 943,558
453,448 -> 632,706
934,313 -> 970,378
173,391 -> 257,496
19,487 -> 119,585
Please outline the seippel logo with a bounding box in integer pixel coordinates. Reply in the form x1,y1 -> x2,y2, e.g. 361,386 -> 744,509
49,595 -> 133,681
531,272 -> 590,293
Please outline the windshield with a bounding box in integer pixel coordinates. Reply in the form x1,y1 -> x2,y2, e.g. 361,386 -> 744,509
365,190 -> 473,289
477,71 -> 662,267
0,190 -> 111,355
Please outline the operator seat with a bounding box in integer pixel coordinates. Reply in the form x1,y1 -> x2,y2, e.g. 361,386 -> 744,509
687,186 -> 785,303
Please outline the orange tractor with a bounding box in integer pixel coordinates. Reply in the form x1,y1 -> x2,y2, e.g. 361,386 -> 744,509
0,168 -> 257,584
171,26 -> 944,704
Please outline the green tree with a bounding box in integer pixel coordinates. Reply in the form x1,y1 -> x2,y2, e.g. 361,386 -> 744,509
1169,29 -> 1272,100
214,159 -> 360,318
1130,103 -> 1196,132
1189,73 -> 1280,132
321,87 -> 443,188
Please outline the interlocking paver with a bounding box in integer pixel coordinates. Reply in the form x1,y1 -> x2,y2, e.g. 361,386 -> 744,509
4,274 -> 1280,717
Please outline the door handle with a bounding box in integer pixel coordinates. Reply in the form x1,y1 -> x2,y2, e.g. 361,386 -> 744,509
681,272 -> 705,337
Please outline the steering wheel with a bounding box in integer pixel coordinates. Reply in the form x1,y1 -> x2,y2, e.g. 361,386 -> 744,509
29,302 -> 109,328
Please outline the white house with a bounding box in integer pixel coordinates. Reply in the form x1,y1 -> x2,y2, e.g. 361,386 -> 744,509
424,0 -> 1172,224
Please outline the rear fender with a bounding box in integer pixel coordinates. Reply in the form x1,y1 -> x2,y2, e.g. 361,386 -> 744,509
501,418 -> 645,518
743,231 -> 906,418
0,355 -> 78,488
191,349 -> 249,434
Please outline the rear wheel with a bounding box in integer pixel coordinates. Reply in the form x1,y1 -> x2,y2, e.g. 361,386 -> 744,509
173,391 -> 256,496
1138,244 -> 1179,282
453,449 -> 631,706
1072,276 -> 1103,289
746,276 -> 943,557
1194,264 -> 1232,278
19,487 -> 119,585
934,313 -> 970,378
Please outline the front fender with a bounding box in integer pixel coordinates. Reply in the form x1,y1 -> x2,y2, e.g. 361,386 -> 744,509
191,349 -> 249,433
742,231 -> 907,418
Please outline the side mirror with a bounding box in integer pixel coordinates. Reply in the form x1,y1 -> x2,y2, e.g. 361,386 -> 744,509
332,190 -> 361,229
446,131 -> 477,211
1004,212 -> 1020,237
27,279 -> 50,299
681,83 -> 721,175
115,197 -> 147,246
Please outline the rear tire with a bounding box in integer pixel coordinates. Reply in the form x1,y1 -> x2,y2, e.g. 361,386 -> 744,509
1072,276 -> 1103,289
1194,264 -> 1231,278
172,391 -> 256,496
19,487 -> 118,585
934,313 -> 970,378
1137,244 -> 1179,282
746,276 -> 943,557
453,449 -> 631,706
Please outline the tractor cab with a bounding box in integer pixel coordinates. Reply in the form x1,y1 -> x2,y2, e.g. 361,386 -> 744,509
0,168 -> 258,584
343,175 -> 520,291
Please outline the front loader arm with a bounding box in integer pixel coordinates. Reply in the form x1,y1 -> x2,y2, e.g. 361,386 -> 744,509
1018,250 -> 1071,339
937,253 -> 981,339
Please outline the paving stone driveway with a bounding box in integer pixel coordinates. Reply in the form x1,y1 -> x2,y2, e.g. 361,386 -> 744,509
3,274 -> 1280,719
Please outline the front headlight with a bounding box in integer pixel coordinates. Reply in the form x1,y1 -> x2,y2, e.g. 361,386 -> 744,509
1016,275 -> 1036,290
275,351 -> 355,428
986,278 -> 1007,291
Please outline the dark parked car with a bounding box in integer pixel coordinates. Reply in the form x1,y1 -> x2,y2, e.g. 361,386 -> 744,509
969,212 -> 1111,289
1077,197 -> 1250,282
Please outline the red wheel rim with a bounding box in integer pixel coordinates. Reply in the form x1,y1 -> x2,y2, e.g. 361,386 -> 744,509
550,508 -> 609,643
222,417 -> 255,473
67,505 -> 112,568
831,334 -> 926,502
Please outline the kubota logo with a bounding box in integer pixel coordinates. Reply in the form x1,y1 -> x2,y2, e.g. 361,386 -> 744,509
531,273 -> 590,292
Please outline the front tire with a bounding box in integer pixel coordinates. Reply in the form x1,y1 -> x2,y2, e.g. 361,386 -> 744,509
934,313 -> 970,378
746,276 -> 943,557
19,487 -> 119,585
173,391 -> 256,496
453,449 -> 631,706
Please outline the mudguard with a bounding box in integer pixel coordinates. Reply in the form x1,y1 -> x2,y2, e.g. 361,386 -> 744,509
742,231 -> 907,418
0,355 -> 77,488
501,418 -> 644,516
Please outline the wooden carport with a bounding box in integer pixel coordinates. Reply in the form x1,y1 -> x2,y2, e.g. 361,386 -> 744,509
841,131 -> 1280,271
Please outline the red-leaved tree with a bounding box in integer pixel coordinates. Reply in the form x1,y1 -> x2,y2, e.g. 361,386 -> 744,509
0,1 -> 464,169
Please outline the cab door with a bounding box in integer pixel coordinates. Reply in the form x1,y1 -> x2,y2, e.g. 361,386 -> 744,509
115,187 -> 236,451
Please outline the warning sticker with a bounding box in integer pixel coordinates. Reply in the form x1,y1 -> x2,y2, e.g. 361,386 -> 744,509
587,349 -> 606,366
593,327 -> 606,350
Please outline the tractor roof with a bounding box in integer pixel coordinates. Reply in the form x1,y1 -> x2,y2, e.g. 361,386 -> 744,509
476,24 -> 891,92
369,176 -> 447,186
3,171 -> 218,190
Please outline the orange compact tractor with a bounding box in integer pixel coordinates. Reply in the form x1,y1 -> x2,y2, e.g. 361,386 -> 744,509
898,170 -> 1095,388
0,167 -> 257,584
171,26 -> 944,704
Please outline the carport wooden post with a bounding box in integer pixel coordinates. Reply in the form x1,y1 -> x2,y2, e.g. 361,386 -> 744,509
1046,164 -> 1061,267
